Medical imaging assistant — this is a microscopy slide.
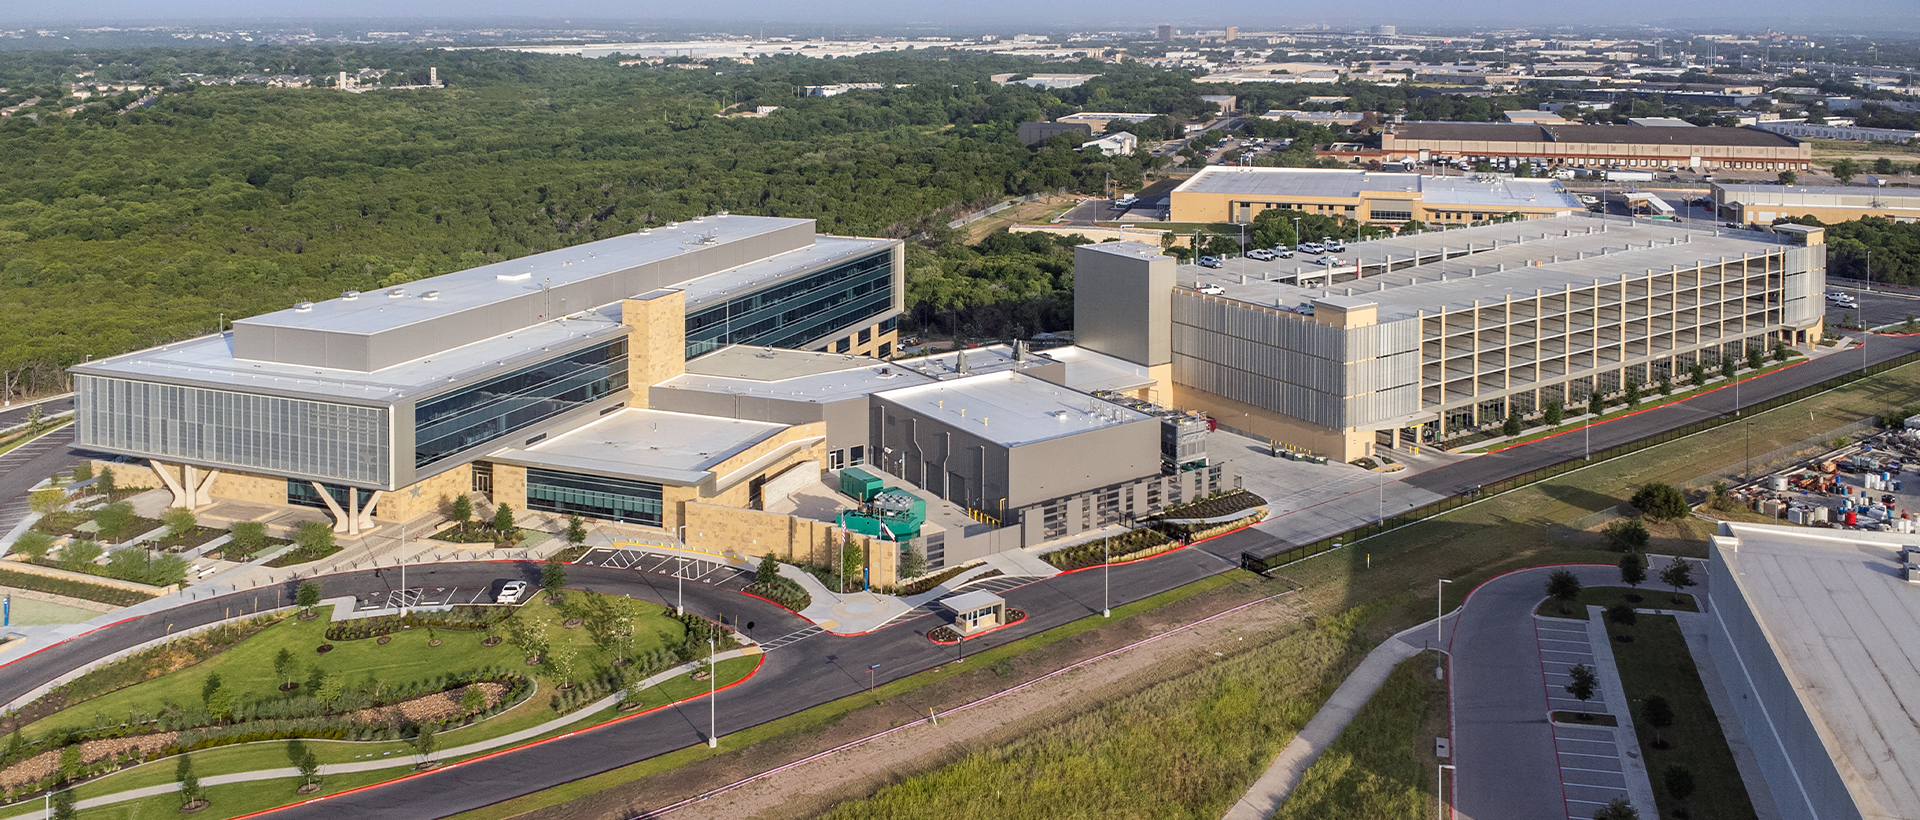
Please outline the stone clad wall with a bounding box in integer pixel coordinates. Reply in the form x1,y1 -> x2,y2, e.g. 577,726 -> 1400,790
679,501 -> 894,587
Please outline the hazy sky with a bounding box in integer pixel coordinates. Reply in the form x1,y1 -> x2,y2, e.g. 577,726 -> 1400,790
3,0 -> 1915,32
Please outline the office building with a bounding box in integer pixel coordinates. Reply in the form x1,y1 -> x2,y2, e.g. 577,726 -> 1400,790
1073,215 -> 1826,460
73,215 -> 903,537
1380,121 -> 1812,172
1017,121 -> 1094,147
1713,183 -> 1920,225
1705,522 -> 1920,820
1168,167 -> 1583,225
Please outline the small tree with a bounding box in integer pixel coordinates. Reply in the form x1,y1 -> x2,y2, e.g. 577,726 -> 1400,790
1777,169 -> 1797,185
95,466 -> 117,497
28,487 -> 66,516
177,753 -> 204,809
1747,345 -> 1765,371
1663,764 -> 1696,806
1643,694 -> 1674,749
564,515 -> 588,548
1546,569 -> 1582,615
546,643 -> 578,687
1660,556 -> 1697,603
274,647 -> 297,689
1592,796 -> 1640,820
492,502 -> 516,534
162,507 -> 197,541
411,723 -> 438,766
1720,355 -> 1737,380
1618,551 -> 1647,592
202,672 -> 224,707
1709,481 -> 1734,511
287,739 -> 321,790
305,665 -> 328,695
71,463 -> 91,482
1543,400 -> 1564,427
1605,518 -> 1650,552
1564,663 -> 1599,718
1587,391 -> 1605,418
450,494 -> 474,533
230,520 -> 268,554
541,557 -> 568,601
93,501 -> 137,543
11,530 -> 54,562
1831,157 -> 1861,184
59,539 -> 102,572
1623,380 -> 1641,408
1502,412 -> 1522,437
1689,363 -> 1706,386
50,788 -> 75,820
1774,341 -> 1789,363
899,544 -> 929,580
1606,602 -> 1636,633
296,580 -> 322,616
755,555 -> 781,585
1657,376 -> 1671,396
1630,482 -> 1689,521
294,520 -> 335,555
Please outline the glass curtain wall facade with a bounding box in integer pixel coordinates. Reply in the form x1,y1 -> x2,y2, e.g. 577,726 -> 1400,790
76,376 -> 391,486
414,339 -> 629,471
525,468 -> 663,527
286,480 -> 375,512
684,250 -> 894,358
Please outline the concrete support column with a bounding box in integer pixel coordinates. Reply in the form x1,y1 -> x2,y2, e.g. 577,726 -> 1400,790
314,482 -> 350,534
358,490 -> 384,530
151,460 -> 189,509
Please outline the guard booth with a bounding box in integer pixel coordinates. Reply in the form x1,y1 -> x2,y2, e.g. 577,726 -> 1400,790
939,590 -> 1007,636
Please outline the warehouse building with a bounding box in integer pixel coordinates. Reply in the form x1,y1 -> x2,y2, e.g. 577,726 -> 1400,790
1074,215 -> 1826,460
73,215 -> 904,540
1705,522 -> 1920,820
1379,121 -> 1812,172
1713,182 -> 1920,225
1168,166 -> 1583,225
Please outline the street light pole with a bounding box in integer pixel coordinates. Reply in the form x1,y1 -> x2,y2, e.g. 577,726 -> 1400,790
1103,532 -> 1111,618
706,636 -> 718,748
1437,763 -> 1457,820
1437,579 -> 1451,647
1746,421 -> 1754,484
675,525 -> 687,616
399,523 -> 407,616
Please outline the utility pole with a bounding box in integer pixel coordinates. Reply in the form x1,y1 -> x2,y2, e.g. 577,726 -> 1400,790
706,636 -> 718,748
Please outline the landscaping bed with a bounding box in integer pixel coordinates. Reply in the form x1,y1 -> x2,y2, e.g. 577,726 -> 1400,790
887,563 -> 974,597
265,541 -> 342,568
1157,489 -> 1268,521
324,607 -> 508,642
1043,529 -> 1173,571
0,566 -> 158,608
1551,711 -> 1618,727
743,575 -> 811,611
144,525 -> 229,553
1535,586 -> 1698,620
1606,613 -> 1757,820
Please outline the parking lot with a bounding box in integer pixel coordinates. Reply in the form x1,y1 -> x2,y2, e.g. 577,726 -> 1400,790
576,547 -> 756,592
350,586 -> 494,612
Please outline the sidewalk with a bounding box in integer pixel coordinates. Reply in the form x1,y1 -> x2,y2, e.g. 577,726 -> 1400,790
1221,617 -> 1440,820
1581,604 -> 1661,816
0,647 -> 764,817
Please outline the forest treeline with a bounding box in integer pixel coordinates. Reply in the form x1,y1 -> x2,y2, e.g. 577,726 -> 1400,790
0,47 -> 1198,395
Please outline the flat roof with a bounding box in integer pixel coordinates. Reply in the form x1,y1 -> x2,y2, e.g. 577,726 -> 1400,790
489,408 -> 790,486
1172,167 -> 1580,210
1389,121 -> 1800,147
891,344 -> 1058,382
73,303 -> 630,405
679,235 -> 893,310
1714,184 -> 1920,208
1717,523 -> 1920,818
874,371 -> 1150,448
660,347 -> 935,404
1172,214 -> 1798,323
939,590 -> 1006,613
1039,346 -> 1155,393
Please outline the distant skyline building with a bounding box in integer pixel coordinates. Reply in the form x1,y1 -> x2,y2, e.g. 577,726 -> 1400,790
1157,24 -> 1173,42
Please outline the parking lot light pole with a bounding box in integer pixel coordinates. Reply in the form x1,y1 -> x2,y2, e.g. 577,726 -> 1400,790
675,525 -> 687,616
399,524 -> 407,616
1437,579 -> 1451,647
707,636 -> 718,748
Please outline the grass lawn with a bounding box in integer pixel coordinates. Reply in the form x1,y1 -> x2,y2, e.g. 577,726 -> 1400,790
45,656 -> 760,812
21,591 -> 684,739
15,769 -> 400,820
1274,651 -> 1446,820
1536,586 -> 1700,619
0,594 -> 99,626
1607,614 -> 1756,820
263,541 -> 343,568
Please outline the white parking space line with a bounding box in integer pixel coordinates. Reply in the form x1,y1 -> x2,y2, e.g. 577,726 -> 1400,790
1552,737 -> 1618,745
1538,637 -> 1591,645
1558,751 -> 1622,759
1561,766 -> 1624,774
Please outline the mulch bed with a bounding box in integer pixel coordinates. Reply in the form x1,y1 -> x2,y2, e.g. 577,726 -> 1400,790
1158,489 -> 1268,520
1551,711 -> 1618,727
927,609 -> 1027,644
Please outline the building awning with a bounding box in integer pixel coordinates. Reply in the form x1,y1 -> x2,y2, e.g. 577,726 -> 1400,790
939,590 -> 1006,616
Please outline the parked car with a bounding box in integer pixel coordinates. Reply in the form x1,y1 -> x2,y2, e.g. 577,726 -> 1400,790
1300,242 -> 1324,254
1316,255 -> 1342,266
1325,240 -> 1347,253
497,580 -> 528,605
1247,248 -> 1276,261
1197,283 -> 1226,295
1273,248 -> 1295,258
1295,302 -> 1317,315
1198,256 -> 1223,268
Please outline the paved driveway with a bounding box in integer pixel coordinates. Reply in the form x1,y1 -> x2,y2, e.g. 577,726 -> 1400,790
1450,564 -> 1624,820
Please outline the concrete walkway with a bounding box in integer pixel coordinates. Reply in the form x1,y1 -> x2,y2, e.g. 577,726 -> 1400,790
0,647 -> 763,817
1221,617 -> 1438,820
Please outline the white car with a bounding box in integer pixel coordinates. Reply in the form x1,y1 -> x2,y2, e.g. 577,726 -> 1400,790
497,580 -> 529,605
1197,283 -> 1226,295
1316,256 -> 1342,266
1247,249 -> 1276,261
1300,242 -> 1324,254
1827,292 -> 1857,306
1325,240 -> 1347,252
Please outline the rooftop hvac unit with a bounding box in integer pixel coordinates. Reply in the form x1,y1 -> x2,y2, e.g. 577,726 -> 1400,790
1906,564 -> 1920,585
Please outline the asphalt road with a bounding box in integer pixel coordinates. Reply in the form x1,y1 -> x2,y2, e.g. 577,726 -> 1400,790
0,425 -> 85,536
1449,564 -> 1618,820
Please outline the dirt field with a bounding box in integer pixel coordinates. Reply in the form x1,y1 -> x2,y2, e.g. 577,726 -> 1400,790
508,576 -> 1300,820
960,195 -> 1078,243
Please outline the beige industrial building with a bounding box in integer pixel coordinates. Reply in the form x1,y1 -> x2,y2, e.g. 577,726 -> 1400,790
1713,182 -> 1920,225
1167,167 -> 1583,225
1380,122 -> 1812,172
1073,215 -> 1827,460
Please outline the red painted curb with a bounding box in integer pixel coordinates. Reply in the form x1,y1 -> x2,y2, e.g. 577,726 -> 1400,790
1444,562 -> 1615,655
1481,359 -> 1811,455
222,652 -> 768,820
